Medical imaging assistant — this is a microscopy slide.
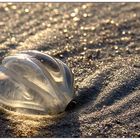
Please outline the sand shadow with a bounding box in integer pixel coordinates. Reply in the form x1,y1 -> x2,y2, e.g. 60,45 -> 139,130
94,74 -> 140,110
66,67 -> 113,112
0,109 -> 15,137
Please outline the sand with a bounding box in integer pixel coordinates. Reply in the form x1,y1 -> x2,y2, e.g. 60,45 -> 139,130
0,3 -> 140,137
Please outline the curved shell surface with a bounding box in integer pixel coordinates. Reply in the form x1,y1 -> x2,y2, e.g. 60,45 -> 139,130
0,50 -> 74,115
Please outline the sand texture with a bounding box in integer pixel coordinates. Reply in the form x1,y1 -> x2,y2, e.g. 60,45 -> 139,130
0,3 -> 140,137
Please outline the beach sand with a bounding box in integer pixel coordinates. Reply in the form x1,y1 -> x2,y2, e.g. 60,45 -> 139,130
0,3 -> 140,137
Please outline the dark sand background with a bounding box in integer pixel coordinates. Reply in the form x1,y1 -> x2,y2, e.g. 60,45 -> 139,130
0,3 -> 140,137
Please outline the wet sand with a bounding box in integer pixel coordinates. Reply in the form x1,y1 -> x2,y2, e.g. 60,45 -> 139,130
0,3 -> 140,137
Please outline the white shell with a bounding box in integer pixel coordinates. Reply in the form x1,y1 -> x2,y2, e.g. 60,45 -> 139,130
0,50 -> 74,115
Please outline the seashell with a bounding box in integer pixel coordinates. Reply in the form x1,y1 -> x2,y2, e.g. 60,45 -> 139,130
0,50 -> 75,115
